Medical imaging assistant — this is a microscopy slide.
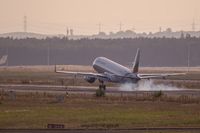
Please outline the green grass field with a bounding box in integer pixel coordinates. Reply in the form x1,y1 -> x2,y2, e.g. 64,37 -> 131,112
0,93 -> 200,129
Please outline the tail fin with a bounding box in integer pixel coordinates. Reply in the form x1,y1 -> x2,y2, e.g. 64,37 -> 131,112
132,48 -> 140,73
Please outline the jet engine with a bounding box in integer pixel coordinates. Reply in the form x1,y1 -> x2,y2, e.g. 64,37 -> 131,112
84,76 -> 96,83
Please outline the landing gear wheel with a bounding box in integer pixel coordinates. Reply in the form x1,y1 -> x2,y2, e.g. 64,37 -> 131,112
102,85 -> 106,90
99,85 -> 106,91
96,85 -> 106,97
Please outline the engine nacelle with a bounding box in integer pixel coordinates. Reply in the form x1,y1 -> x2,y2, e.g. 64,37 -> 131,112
84,76 -> 96,83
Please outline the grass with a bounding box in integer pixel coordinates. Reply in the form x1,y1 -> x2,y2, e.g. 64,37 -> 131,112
0,92 -> 200,129
0,66 -> 200,130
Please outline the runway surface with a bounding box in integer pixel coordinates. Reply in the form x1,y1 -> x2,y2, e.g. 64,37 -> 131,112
1,128 -> 200,133
0,84 -> 200,97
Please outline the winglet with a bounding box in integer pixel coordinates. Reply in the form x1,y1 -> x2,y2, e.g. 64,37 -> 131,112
132,48 -> 140,73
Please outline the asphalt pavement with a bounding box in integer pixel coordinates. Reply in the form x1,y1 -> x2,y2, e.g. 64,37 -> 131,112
0,84 -> 200,97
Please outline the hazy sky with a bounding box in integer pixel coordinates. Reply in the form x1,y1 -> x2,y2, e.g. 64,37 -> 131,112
0,0 -> 200,35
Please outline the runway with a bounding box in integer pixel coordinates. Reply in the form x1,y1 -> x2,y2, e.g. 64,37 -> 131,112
0,84 -> 200,97
1,127 -> 200,133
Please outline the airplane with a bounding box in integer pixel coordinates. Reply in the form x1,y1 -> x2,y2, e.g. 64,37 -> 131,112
56,49 -> 184,91
0,55 -> 8,65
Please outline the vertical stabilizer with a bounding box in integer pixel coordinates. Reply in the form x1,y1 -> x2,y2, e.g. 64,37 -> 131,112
132,48 -> 140,73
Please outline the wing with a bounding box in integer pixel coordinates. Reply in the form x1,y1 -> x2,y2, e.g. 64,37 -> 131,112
138,73 -> 186,79
56,70 -> 108,79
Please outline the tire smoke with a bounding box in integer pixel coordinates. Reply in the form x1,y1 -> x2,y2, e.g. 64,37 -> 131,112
119,80 -> 182,91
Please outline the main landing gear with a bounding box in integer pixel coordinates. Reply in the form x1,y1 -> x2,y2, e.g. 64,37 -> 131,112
96,81 -> 106,97
99,84 -> 106,91
99,80 -> 106,91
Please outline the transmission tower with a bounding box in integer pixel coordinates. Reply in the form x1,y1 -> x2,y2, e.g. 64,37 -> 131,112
98,23 -> 102,33
192,19 -> 196,31
119,22 -> 123,31
24,16 -> 27,32
66,27 -> 69,37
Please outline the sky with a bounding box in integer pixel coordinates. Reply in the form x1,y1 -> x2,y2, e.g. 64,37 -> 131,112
0,0 -> 200,35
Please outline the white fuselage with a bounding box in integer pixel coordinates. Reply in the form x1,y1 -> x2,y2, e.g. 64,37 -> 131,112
92,57 -> 139,83
93,57 -> 130,76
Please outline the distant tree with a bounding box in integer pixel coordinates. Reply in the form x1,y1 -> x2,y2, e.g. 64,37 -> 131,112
186,33 -> 191,39
70,29 -> 74,36
98,32 -> 106,36
166,28 -> 172,33
148,32 -> 153,35
109,32 -> 114,36
180,31 -> 185,39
